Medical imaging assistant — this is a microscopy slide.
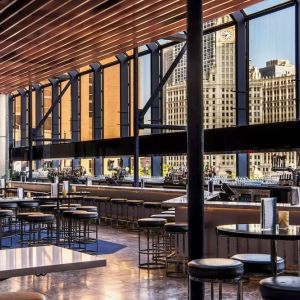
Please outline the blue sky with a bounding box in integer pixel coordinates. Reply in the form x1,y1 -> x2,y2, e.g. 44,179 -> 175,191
249,3 -> 295,68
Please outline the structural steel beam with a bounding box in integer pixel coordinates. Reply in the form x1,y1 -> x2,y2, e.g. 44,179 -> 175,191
18,88 -> 27,147
232,11 -> 249,177
8,94 -> 13,149
90,63 -> 103,176
33,83 -> 43,145
69,70 -> 80,142
187,0 -> 205,299
117,53 -> 130,137
133,48 -> 139,187
28,85 -> 33,181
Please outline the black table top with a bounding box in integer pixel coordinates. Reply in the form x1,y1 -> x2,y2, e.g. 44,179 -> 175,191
216,224 -> 300,241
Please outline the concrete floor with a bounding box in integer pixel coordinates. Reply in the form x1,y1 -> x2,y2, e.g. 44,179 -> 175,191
0,225 -> 263,299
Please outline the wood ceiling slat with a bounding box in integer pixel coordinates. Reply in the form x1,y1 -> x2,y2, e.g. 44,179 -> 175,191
0,0 -> 263,93
0,0 -> 173,73
0,1 -> 185,81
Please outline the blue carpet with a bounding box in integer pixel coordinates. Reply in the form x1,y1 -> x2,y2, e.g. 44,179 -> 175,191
1,232 -> 126,255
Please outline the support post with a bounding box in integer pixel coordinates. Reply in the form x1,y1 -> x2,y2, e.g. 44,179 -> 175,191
28,85 -> 33,181
186,0 -> 205,299
18,89 -> 27,147
49,79 -> 60,168
33,84 -> 43,170
232,11 -> 249,177
69,71 -> 80,169
8,94 -> 13,175
133,48 -> 139,187
148,43 -> 162,176
90,63 -> 103,176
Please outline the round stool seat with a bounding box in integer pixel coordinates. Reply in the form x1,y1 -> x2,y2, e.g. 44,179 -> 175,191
151,214 -> 175,223
72,211 -> 98,219
19,202 -> 39,209
111,198 -> 127,204
138,218 -> 166,228
143,202 -> 161,209
68,204 -> 82,208
62,210 -> 75,218
54,206 -> 76,212
0,209 -> 13,217
0,203 -> 17,209
0,291 -> 46,300
127,200 -> 144,206
26,214 -> 54,222
260,276 -> 300,300
231,253 -> 285,274
17,212 -> 41,221
167,208 -> 175,211
188,258 -> 244,280
77,206 -> 97,212
93,197 -> 110,202
165,222 -> 188,233
161,210 -> 175,215
40,204 -> 56,211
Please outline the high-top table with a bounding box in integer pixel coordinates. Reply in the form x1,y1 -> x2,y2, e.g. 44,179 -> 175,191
0,245 -> 106,279
216,224 -> 300,275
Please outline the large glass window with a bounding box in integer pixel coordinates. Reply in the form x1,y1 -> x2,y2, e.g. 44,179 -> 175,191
13,96 -> 21,147
248,7 -> 296,176
80,73 -> 94,141
60,81 -> 72,140
103,64 -> 120,139
43,86 -> 52,143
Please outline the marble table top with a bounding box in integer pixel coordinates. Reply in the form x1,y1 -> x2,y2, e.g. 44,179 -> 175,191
162,191 -> 220,207
0,245 -> 106,279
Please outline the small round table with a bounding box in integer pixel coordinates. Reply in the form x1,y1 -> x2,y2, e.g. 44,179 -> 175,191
216,224 -> 300,275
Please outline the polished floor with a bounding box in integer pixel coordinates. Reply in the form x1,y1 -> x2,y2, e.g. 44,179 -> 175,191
0,225 -> 262,300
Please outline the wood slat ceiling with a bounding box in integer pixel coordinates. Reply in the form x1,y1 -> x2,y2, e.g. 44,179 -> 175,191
0,0 -> 262,93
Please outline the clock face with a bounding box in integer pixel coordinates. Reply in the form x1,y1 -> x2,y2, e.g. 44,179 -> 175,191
222,30 -> 233,41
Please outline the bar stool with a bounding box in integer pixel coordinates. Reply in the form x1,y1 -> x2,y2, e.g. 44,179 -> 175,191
188,258 -> 244,300
137,217 -> 166,269
151,214 -> 175,223
126,200 -> 144,229
0,203 -> 18,219
18,202 -> 39,212
231,254 -> 285,276
161,210 -> 175,215
40,204 -> 56,213
165,223 -> 188,277
260,276 -> 300,300
0,291 -> 46,300
93,196 -> 111,224
0,210 -> 14,249
110,198 -> 127,228
62,210 -> 76,248
77,206 -> 97,212
143,202 -> 161,217
71,211 -> 99,253
26,213 -> 55,246
17,212 -> 42,245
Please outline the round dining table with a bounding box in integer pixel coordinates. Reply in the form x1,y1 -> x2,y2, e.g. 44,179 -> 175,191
216,224 -> 300,275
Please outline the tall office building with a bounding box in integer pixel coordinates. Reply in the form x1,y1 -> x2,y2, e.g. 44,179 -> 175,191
163,16 -> 236,175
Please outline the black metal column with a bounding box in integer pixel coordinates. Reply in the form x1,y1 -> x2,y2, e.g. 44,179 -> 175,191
133,48 -> 139,187
69,71 -> 80,169
18,89 -> 27,147
8,95 -> 13,149
117,54 -> 131,170
28,85 -> 33,181
33,84 -> 43,170
90,63 -> 103,176
8,94 -> 13,175
296,0 -> 300,119
186,0 -> 205,299
232,11 -> 249,177
148,43 -> 162,176
49,79 -> 60,168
